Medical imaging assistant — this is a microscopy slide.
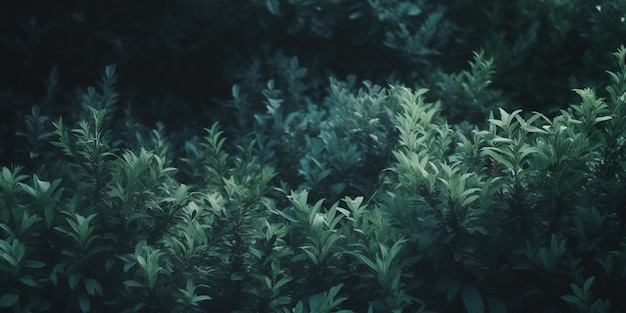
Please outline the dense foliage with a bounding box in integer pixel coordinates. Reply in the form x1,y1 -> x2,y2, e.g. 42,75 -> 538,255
2,1 -> 626,313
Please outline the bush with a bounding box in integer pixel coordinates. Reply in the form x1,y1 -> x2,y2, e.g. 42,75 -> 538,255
2,41 -> 626,312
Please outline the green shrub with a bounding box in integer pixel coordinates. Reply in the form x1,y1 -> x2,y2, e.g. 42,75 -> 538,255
2,41 -> 626,313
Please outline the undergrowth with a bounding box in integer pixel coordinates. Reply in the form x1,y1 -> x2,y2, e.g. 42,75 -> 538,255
1,44 -> 626,312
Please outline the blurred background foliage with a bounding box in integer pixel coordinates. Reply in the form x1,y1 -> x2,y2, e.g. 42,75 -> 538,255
2,0 -> 625,146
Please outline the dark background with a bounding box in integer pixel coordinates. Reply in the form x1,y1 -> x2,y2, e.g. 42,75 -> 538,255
2,0 -> 625,165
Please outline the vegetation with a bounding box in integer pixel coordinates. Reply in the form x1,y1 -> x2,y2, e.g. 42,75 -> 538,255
2,1 -> 626,312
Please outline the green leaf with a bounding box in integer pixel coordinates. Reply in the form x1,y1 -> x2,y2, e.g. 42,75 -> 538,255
353,253 -> 377,272
461,283 -> 484,313
583,276 -> 595,294
330,183 -> 346,197
19,183 -> 38,197
0,253 -> 18,267
123,280 -> 143,288
248,246 -> 262,260
274,275 -> 292,290
522,125 -> 548,134
265,0 -> 280,15
561,295 -> 584,307
570,282 -> 585,301
293,301 -> 304,313
461,194 -> 481,207
69,272 -> 81,290
192,295 -> 211,302
21,259 -> 45,269
77,294 -> 90,313
230,272 -> 246,281
390,271 -> 402,290
482,148 -> 514,171
561,295 -> 582,305
84,277 -> 103,296
446,280 -> 461,301
594,116 -> 612,123
18,277 -> 40,288
302,247 -> 319,266
0,293 -> 19,308
467,226 -> 488,235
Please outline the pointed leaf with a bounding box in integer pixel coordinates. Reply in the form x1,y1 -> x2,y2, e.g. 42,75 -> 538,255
18,277 -> 40,288
461,283 -> 484,313
583,276 -> 595,293
69,272 -> 81,290
265,0 -> 280,16
77,294 -> 90,313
